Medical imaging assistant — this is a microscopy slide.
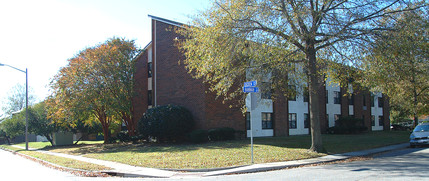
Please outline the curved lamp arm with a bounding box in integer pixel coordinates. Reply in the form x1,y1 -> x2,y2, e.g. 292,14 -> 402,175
0,63 -> 26,73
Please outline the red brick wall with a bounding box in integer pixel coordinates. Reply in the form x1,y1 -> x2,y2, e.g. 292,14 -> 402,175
383,95 -> 390,130
273,93 -> 289,136
340,86 -> 349,117
132,50 -> 149,124
153,20 -> 207,128
204,87 -> 244,131
353,86 -> 372,129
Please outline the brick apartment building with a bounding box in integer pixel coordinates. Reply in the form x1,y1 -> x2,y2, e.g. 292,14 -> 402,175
132,15 -> 390,137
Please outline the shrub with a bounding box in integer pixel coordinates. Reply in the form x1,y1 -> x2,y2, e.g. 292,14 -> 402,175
208,127 -> 235,141
138,104 -> 194,142
117,131 -> 131,142
328,116 -> 367,134
189,129 -> 209,143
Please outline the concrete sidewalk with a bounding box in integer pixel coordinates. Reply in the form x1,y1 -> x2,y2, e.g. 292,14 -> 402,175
11,143 -> 409,178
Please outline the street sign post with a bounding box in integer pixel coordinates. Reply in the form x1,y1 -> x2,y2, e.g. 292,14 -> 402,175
243,81 -> 259,164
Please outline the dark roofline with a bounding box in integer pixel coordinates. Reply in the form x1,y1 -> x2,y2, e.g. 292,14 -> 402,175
148,15 -> 184,27
133,41 -> 152,61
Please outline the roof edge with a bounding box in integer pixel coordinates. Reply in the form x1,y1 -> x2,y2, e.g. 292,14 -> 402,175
148,15 -> 185,27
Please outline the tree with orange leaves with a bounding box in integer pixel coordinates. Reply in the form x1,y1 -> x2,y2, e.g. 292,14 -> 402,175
48,37 -> 139,143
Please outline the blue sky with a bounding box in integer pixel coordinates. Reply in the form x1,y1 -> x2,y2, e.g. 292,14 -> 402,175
0,0 -> 210,116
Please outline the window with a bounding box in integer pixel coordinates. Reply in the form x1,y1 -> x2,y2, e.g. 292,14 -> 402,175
245,112 -> 250,130
348,94 -> 354,105
303,87 -> 309,102
334,114 -> 341,121
363,94 -> 367,106
148,62 -> 153,78
370,94 -> 375,107
379,116 -> 384,126
378,97 -> 384,108
326,90 -> 329,104
262,113 -> 273,129
261,82 -> 272,99
288,113 -> 297,129
288,85 -> 296,101
304,113 -> 309,128
334,91 -> 341,104
148,90 -> 153,105
371,116 -> 375,126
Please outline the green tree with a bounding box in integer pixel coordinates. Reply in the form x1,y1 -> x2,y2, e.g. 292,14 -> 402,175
0,112 -> 25,141
360,10 -> 429,127
177,0 -> 425,152
28,102 -> 56,145
49,37 -> 139,143
0,128 -> 10,144
95,38 -> 140,136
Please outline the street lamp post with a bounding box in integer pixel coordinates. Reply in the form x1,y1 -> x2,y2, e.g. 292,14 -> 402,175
0,63 -> 29,150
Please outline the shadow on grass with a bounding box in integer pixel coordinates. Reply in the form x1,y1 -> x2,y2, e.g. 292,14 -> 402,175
48,140 -> 253,155
41,137 -> 306,155
40,131 -> 409,156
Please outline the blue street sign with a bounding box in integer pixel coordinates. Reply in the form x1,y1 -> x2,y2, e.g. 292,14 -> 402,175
243,86 -> 259,93
244,81 -> 257,87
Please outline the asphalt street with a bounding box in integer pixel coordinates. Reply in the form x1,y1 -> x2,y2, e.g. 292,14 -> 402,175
181,147 -> 429,181
1,147 -> 428,181
0,149 -> 78,181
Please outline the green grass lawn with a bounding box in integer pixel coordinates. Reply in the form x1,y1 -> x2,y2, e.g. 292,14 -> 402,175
14,140 -> 104,149
26,131 -> 409,169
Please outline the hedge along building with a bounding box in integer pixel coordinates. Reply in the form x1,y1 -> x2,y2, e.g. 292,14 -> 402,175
132,15 -> 390,137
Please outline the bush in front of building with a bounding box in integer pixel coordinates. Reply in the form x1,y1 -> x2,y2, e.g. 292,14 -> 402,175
138,104 -> 195,142
328,116 -> 367,134
208,127 -> 235,141
188,129 -> 209,143
114,131 -> 142,143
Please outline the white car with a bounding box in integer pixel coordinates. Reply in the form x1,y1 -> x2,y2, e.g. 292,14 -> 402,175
410,122 -> 429,148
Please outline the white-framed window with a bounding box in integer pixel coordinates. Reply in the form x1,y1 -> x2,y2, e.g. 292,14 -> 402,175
289,113 -> 297,129
379,116 -> 384,126
304,113 -> 309,128
262,113 -> 273,129
334,91 -> 341,104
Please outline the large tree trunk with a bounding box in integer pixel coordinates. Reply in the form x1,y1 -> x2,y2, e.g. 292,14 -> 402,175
45,134 -> 53,146
307,46 -> 325,153
121,112 -> 136,136
413,91 -> 419,127
97,109 -> 111,144
412,74 -> 419,127
101,122 -> 110,144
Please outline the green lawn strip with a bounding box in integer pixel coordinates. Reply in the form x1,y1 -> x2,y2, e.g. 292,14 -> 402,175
322,131 -> 410,154
0,145 -> 112,171
14,140 -> 104,150
15,142 -> 51,149
37,131 -> 409,169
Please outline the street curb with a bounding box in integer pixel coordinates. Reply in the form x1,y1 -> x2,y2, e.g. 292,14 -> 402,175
165,165 -> 250,172
202,143 -> 409,177
0,146 -> 110,177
